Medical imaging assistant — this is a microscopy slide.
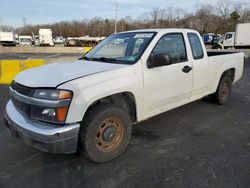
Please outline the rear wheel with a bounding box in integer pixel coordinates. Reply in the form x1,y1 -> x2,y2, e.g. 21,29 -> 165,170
212,75 -> 232,105
79,103 -> 132,162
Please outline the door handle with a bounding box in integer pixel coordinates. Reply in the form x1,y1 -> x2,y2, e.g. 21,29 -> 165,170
182,66 -> 192,73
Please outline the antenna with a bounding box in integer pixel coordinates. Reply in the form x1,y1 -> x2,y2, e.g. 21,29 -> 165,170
114,0 -> 118,33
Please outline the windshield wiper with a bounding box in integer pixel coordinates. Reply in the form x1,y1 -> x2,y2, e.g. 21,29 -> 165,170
80,56 -> 117,63
80,56 -> 91,60
92,57 -> 117,62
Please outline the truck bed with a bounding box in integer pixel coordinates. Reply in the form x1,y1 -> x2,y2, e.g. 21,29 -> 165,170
207,50 -> 244,87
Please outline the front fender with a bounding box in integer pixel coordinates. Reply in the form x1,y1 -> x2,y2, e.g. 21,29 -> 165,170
58,65 -> 143,124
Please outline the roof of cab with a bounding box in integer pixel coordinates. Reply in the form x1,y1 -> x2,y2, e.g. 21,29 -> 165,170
118,28 -> 199,34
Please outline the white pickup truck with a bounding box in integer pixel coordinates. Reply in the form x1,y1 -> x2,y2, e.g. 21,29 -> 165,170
4,29 -> 244,162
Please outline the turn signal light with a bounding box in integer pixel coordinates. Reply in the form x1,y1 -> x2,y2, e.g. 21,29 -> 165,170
59,91 -> 72,100
56,107 -> 69,122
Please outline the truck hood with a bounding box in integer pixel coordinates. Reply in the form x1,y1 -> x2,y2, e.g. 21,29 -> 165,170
15,60 -> 128,88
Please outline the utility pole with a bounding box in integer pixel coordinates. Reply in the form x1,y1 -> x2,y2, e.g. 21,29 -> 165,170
0,18 -> 3,31
114,0 -> 118,33
22,17 -> 26,26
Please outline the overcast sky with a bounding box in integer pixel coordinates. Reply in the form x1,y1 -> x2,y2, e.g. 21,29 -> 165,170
0,0 -> 222,27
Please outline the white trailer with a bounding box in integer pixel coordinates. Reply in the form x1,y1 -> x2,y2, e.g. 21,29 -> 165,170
38,29 -> 54,46
0,32 -> 16,46
235,23 -> 250,47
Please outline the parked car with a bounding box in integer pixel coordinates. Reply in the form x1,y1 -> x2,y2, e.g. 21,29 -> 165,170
203,33 -> 214,44
211,35 -> 223,49
19,35 -> 33,46
4,29 -> 244,162
65,37 -> 77,46
53,36 -> 65,45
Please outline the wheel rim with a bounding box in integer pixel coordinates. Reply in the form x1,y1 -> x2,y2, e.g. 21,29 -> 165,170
220,81 -> 229,100
95,117 -> 123,152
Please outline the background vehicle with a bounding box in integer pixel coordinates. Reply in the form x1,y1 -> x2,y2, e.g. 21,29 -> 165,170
32,35 -> 40,46
65,37 -> 77,46
14,34 -> 19,45
223,23 -> 250,48
223,32 -> 235,49
4,29 -> 244,163
65,36 -> 105,47
222,23 -> 250,58
235,23 -> 250,47
53,36 -> 65,45
211,35 -> 223,49
18,35 -> 33,46
0,32 -> 16,46
38,29 -> 54,46
203,33 -> 214,44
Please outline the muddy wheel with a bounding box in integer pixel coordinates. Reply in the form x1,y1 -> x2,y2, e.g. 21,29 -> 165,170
79,103 -> 132,162
212,75 -> 232,105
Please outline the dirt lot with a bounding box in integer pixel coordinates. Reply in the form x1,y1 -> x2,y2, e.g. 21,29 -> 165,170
0,61 -> 249,188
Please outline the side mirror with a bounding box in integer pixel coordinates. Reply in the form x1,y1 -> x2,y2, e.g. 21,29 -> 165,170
147,54 -> 171,69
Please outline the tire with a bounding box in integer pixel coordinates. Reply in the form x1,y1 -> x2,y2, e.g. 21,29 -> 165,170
79,103 -> 132,162
212,75 -> 232,105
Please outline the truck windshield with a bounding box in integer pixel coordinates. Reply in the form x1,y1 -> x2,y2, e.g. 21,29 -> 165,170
82,32 -> 156,64
20,38 -> 31,42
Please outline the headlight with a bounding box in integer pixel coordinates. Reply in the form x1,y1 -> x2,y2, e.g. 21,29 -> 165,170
31,89 -> 73,124
33,89 -> 72,100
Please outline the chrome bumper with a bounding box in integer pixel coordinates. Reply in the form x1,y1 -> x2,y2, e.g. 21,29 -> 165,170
4,101 -> 80,154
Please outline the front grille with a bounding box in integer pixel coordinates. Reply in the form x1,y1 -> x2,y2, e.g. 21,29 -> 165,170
11,96 -> 31,117
10,81 -> 35,97
10,81 -> 33,117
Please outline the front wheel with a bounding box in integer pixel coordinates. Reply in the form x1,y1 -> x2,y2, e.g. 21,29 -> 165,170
212,75 -> 232,105
79,104 -> 132,162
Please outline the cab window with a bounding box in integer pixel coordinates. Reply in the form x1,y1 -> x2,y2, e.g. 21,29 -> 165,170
150,33 -> 187,65
188,33 -> 204,60
225,34 -> 233,39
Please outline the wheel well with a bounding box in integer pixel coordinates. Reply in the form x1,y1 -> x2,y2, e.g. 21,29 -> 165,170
85,92 -> 137,123
221,68 -> 235,82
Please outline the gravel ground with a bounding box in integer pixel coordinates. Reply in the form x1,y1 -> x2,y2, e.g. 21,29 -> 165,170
0,61 -> 249,188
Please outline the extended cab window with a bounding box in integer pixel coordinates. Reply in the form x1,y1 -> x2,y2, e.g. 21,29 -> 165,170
188,33 -> 204,60
150,33 -> 187,64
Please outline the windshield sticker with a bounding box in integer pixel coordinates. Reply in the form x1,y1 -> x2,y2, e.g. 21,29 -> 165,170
134,33 -> 153,38
127,56 -> 137,61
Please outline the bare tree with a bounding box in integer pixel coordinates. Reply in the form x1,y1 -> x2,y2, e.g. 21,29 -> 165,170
14,0 -> 250,37
216,0 -> 232,19
234,1 -> 250,22
149,8 -> 165,28
1,25 -> 14,32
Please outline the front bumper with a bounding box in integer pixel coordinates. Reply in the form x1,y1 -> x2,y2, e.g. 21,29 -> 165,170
4,101 -> 80,154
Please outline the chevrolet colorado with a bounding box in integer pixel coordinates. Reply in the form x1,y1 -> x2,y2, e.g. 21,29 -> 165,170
4,29 -> 244,162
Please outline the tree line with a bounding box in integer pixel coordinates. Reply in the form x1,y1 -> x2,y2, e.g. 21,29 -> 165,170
1,0 -> 250,37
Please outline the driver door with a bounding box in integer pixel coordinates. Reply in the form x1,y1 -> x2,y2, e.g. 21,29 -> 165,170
143,33 -> 193,117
